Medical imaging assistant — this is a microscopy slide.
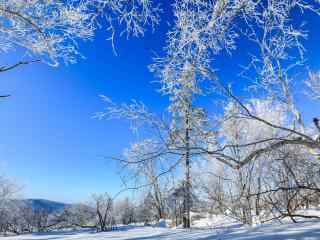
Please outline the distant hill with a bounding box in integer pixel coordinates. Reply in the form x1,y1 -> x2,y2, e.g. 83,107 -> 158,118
22,199 -> 70,213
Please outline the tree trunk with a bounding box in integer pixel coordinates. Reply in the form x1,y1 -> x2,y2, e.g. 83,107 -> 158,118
183,109 -> 191,228
255,176 -> 261,216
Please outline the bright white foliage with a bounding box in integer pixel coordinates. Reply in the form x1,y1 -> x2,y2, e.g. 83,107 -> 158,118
0,175 -> 17,205
306,71 -> 320,101
0,0 -> 160,66
0,0 -> 95,66
221,99 -> 288,145
95,0 -> 160,37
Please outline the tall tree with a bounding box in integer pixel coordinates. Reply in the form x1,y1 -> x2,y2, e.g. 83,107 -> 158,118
98,0 -> 320,228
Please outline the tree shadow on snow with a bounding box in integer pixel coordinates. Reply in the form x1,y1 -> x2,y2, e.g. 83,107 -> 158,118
121,221 -> 320,240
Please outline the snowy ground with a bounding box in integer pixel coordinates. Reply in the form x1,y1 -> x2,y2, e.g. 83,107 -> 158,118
3,216 -> 320,240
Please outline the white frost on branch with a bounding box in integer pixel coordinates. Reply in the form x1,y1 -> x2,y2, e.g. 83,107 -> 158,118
221,99 -> 288,147
95,95 -> 164,134
0,0 -> 96,66
0,0 -> 160,66
306,71 -> 320,101
94,0 -> 160,38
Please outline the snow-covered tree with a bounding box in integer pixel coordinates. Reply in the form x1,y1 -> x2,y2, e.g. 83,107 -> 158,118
92,193 -> 114,232
97,63 -> 213,228
58,204 -> 95,228
98,0 -> 320,226
117,198 -> 136,225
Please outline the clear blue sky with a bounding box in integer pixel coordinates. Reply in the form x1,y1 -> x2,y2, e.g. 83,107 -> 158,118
1,7 -> 320,203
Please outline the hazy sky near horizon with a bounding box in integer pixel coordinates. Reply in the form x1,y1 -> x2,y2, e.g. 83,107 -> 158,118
1,5 -> 320,203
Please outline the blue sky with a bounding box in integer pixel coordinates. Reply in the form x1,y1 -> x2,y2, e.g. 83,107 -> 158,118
1,7 -> 320,203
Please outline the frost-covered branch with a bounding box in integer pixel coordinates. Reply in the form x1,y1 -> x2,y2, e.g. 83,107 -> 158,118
306,71 -> 320,101
0,0 -> 160,67
0,0 -> 96,66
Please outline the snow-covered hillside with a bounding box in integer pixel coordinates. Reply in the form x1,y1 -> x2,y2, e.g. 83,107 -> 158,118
4,216 -> 320,240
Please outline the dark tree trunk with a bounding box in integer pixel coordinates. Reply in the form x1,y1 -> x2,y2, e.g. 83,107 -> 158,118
183,109 -> 191,229
255,176 -> 261,216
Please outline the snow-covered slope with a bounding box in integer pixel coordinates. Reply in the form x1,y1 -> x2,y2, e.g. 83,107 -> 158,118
4,216 -> 320,239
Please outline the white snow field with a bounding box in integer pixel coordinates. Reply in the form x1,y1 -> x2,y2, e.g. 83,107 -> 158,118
3,216 -> 320,240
